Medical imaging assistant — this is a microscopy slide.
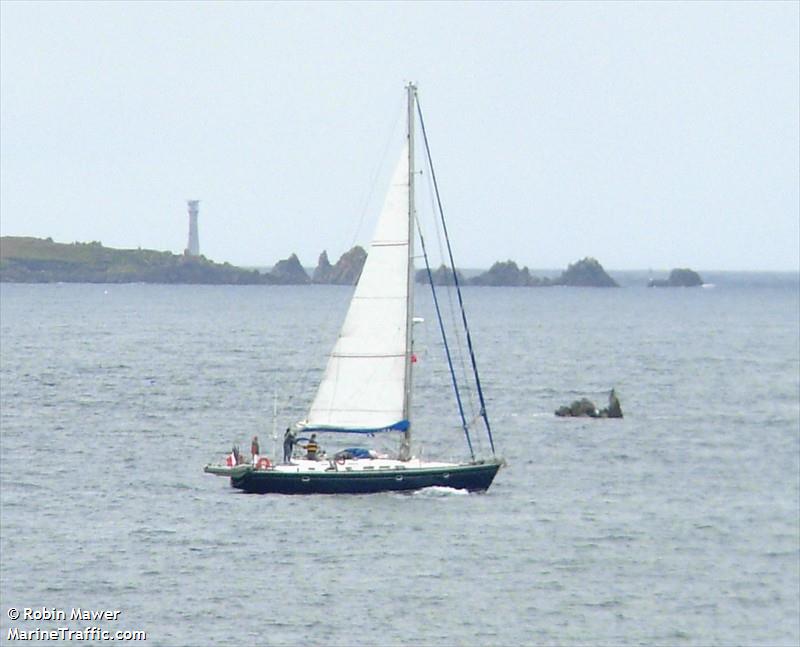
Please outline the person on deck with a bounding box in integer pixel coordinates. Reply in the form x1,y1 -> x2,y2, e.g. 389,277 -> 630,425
306,434 -> 320,460
251,435 -> 260,463
283,427 -> 296,463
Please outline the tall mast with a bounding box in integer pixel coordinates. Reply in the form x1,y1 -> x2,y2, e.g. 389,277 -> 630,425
400,82 -> 416,460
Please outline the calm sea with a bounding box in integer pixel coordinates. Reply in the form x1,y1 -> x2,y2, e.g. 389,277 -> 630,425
1,274 -> 798,646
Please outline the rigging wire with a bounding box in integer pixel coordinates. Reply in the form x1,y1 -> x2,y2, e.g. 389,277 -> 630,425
290,93 -> 403,437
348,93 -> 405,250
415,209 -> 475,461
423,167 -> 478,424
416,95 -> 496,456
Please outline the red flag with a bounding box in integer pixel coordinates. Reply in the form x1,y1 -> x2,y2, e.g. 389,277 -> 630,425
411,353 -> 418,363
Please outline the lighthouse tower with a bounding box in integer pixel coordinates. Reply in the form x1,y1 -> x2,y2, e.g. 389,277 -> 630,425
186,200 -> 200,256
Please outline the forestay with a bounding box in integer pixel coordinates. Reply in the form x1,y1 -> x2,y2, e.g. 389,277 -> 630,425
301,144 -> 411,433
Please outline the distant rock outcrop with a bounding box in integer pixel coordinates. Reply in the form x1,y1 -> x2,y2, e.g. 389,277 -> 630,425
270,253 -> 309,284
465,257 -> 616,287
648,268 -> 703,287
416,264 -> 467,286
471,260 -> 540,287
555,398 -> 598,418
555,389 -> 623,418
3,235 -> 629,290
314,246 -> 366,285
605,389 -> 623,418
312,251 -> 334,284
554,257 -> 619,287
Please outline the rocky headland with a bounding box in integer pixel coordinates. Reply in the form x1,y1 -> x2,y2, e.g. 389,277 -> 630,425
2,237 -> 619,288
0,237 -> 272,284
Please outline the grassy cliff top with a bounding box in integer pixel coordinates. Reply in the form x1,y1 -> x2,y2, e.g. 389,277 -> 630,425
0,237 -> 270,284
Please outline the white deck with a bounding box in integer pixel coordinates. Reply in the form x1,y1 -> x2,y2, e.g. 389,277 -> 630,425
205,455 -> 465,477
271,456 -> 459,474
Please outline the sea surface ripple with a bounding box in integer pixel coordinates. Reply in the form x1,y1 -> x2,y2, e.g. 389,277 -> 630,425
1,276 -> 798,646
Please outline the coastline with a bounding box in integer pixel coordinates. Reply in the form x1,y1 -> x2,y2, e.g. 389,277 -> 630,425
2,236 -> 796,288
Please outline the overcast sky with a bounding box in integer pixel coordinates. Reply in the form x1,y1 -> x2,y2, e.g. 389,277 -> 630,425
1,1 -> 798,271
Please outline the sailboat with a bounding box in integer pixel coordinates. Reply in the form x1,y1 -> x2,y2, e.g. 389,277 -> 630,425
205,83 -> 503,494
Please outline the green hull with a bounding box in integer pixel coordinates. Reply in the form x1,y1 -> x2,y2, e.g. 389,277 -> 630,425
206,460 -> 502,495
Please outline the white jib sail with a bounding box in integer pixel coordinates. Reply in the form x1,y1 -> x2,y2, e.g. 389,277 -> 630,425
303,144 -> 410,431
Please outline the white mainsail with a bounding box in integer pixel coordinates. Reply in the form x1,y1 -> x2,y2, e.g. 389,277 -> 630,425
205,84 -> 502,494
302,143 -> 411,432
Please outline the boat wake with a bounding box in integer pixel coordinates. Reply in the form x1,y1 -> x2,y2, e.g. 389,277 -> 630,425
409,486 -> 470,498
203,83 -> 502,496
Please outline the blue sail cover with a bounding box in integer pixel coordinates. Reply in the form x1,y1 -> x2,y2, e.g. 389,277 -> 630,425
301,419 -> 409,434
341,448 -> 375,458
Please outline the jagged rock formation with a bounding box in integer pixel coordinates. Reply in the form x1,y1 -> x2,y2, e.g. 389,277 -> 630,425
270,253 -> 309,284
554,257 -> 618,287
466,257 -> 617,287
415,264 -> 467,286
648,268 -> 703,287
313,246 -> 366,285
471,260 -> 543,287
555,389 -> 623,418
3,236 -> 626,290
555,398 -> 600,418
605,389 -> 623,418
312,251 -> 334,284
